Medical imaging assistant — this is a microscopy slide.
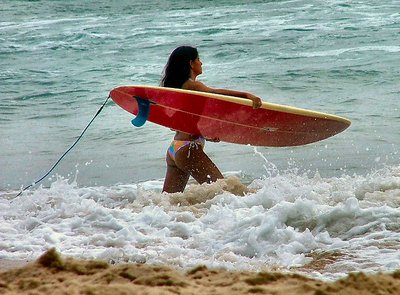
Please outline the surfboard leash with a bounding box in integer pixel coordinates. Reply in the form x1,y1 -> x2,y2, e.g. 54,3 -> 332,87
15,95 -> 111,198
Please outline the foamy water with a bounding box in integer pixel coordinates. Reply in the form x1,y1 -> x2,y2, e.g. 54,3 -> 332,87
2,160 -> 400,280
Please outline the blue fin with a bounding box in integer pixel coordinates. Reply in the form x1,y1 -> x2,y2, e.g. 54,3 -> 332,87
131,96 -> 151,127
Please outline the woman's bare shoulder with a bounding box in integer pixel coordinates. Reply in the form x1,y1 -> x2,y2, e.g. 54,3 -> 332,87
182,80 -> 210,92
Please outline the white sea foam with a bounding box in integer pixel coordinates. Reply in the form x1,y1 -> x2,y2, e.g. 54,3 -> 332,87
294,45 -> 400,58
1,166 -> 400,280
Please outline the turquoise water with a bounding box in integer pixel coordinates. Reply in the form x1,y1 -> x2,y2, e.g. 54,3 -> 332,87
1,0 -> 399,189
1,0 -> 400,280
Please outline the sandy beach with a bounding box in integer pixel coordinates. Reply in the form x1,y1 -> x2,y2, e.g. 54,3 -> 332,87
0,249 -> 399,295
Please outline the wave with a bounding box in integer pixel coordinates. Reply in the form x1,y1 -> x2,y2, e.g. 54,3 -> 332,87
2,165 -> 400,280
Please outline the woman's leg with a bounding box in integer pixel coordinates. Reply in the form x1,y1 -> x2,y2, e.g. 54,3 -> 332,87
174,145 -> 223,184
162,153 -> 190,193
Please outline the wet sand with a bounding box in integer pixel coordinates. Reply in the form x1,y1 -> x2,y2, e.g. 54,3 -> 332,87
1,248 -> 399,295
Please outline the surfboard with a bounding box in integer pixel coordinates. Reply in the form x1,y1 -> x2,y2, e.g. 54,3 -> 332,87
109,85 -> 351,147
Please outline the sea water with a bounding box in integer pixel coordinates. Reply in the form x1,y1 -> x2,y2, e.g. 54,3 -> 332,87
1,0 -> 400,280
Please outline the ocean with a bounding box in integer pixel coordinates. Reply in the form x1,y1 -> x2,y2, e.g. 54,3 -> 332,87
1,0 -> 400,280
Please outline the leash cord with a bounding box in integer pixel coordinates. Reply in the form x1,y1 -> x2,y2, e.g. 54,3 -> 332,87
15,96 -> 110,197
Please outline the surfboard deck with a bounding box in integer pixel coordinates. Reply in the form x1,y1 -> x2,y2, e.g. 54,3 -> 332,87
109,85 -> 351,147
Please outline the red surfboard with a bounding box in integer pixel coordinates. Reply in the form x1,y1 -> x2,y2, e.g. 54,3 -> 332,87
109,85 -> 351,147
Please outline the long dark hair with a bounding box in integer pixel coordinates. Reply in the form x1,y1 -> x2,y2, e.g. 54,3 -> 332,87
161,46 -> 198,88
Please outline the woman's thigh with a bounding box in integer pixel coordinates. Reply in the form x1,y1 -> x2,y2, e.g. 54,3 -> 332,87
163,155 -> 190,193
174,145 -> 223,184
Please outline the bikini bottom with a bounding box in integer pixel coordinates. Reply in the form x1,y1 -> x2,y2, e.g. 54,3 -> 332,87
167,137 -> 205,162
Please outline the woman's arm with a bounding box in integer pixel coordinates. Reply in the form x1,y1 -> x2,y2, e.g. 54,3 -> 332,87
184,80 -> 263,109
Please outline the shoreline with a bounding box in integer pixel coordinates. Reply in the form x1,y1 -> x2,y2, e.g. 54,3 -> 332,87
0,260 -> 31,272
1,249 -> 399,295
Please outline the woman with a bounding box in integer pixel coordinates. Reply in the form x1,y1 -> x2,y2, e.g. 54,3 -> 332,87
161,46 -> 262,193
